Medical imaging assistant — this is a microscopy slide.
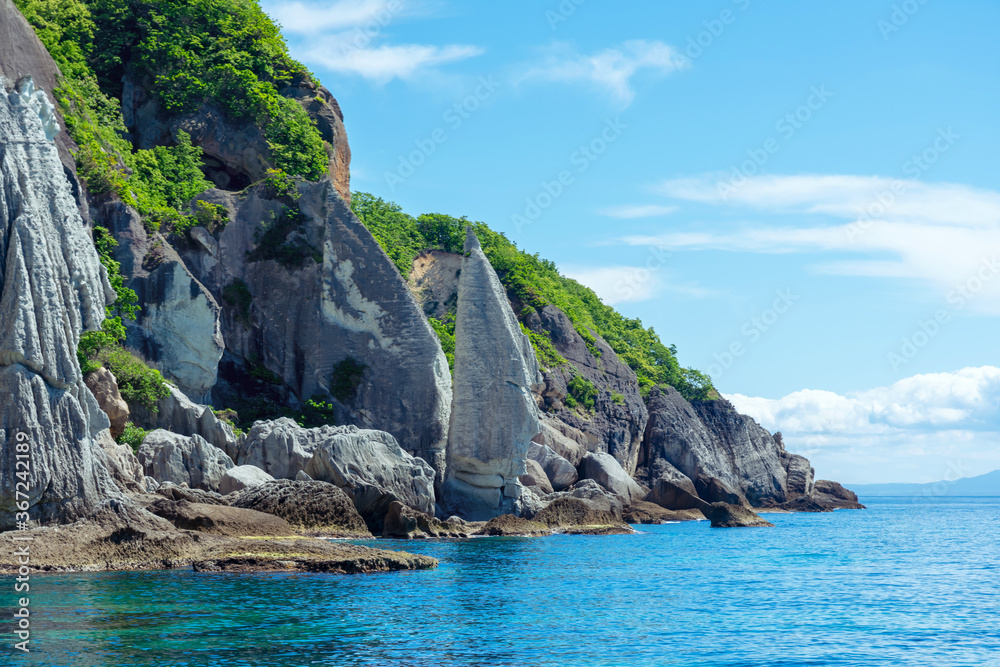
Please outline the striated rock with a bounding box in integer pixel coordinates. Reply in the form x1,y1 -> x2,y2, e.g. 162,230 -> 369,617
0,1 -> 88,219
476,514 -> 551,537
528,442 -> 578,491
95,429 -> 145,492
703,502 -> 775,528
382,500 -> 470,539
546,479 -> 625,518
532,417 -> 588,467
137,430 -> 235,493
641,387 -> 789,506
520,458 -> 554,495
781,451 -> 815,498
85,368 -> 130,438
526,304 -> 648,473
281,82 -> 352,203
178,182 -> 451,476
132,383 -> 237,453
0,77 -> 122,528
646,473 -> 708,512
580,452 -> 647,506
100,202 -> 224,402
235,418 -> 435,531
218,465 -> 274,495
233,480 -> 371,538
443,228 -> 542,520
407,250 -> 462,319
145,498 -> 295,537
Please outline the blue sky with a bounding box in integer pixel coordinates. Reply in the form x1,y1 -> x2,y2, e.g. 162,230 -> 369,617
261,0 -> 999,484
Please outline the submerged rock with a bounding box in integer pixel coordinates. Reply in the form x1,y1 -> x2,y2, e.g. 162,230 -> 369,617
703,502 -> 775,528
443,228 -> 543,520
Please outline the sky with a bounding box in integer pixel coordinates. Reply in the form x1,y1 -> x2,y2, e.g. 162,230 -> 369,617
260,0 -> 999,484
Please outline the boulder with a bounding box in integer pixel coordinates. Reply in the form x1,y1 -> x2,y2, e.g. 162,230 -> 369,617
476,514 -> 551,537
155,482 -> 228,506
236,418 -> 436,531
136,430 -> 235,493
96,429 -> 146,492
382,500 -> 470,539
646,476 -> 708,512
0,76 -> 122,528
131,383 -> 237,454
443,228 -> 542,520
520,458 -> 554,495
232,480 -> 371,538
812,479 -> 866,510
218,465 -> 274,495
528,442 -> 578,491
580,452 -> 647,506
781,451 -> 815,497
623,501 -> 704,524
145,498 -> 296,537
546,479 -> 624,518
533,497 -> 632,535
85,368 -> 130,438
533,418 -> 588,467
703,502 -> 775,528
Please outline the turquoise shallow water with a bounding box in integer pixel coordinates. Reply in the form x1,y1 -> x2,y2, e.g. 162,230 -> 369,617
3,497 -> 999,666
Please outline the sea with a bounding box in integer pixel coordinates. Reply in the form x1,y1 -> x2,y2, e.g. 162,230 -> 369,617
3,497 -> 999,667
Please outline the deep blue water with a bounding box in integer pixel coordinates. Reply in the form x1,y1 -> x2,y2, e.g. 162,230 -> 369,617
3,497 -> 999,666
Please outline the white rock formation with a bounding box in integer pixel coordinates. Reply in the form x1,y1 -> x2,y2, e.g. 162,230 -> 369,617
443,228 -> 543,520
0,77 -> 121,527
136,430 -> 235,493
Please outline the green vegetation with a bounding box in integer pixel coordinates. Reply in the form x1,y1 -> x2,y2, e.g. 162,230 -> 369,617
611,392 -> 626,405
351,192 -> 715,401
428,317 -> 456,372
329,357 -> 367,403
222,279 -> 253,327
565,374 -> 598,411
297,396 -> 337,428
212,408 -> 245,436
117,422 -> 147,452
96,345 -> 171,410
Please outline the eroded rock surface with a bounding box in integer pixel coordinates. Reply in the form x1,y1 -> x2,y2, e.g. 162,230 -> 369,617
137,430 -> 235,493
443,228 -> 542,520
232,480 -> 371,538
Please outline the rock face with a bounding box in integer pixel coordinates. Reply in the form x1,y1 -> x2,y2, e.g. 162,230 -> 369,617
443,228 -> 543,520
178,181 -> 451,476
145,498 -> 295,537
232,480 -> 371,538
136,430 -> 235,493
382,501 -> 470,539
528,442 -> 578,491
101,202 -> 224,402
233,418 -> 435,530
0,76 -> 122,528
131,384 -> 237,453
520,458 -> 554,495
526,304 -> 648,474
640,387 -> 789,507
580,452 -> 647,506
85,368 -> 130,438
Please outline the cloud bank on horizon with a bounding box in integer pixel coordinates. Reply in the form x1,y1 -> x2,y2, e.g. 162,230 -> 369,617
727,366 -> 1000,485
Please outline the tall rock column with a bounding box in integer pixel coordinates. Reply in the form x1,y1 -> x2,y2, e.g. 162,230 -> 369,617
0,77 -> 121,528
444,228 -> 543,520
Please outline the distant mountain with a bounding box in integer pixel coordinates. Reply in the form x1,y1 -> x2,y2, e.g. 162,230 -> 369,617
852,469 -> 1000,497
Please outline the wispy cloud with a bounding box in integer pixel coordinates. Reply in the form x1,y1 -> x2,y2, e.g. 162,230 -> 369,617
726,366 -> 1000,484
598,204 -> 678,219
621,174 -> 1000,313
520,40 -> 688,107
562,264 -> 718,304
263,0 -> 483,83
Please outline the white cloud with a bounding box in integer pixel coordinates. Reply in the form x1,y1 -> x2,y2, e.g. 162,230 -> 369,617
520,40 -> 688,107
622,174 -> 1000,314
263,0 -> 483,83
598,204 -> 678,219
305,43 -> 483,83
726,367 -> 1000,484
562,265 -> 660,304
